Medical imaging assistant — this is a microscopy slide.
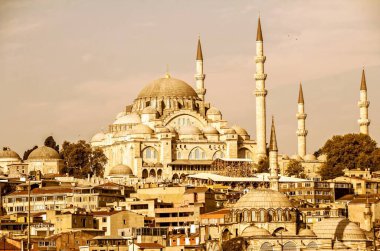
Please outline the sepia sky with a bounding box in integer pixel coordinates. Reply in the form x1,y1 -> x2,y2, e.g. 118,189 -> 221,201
0,0 -> 379,156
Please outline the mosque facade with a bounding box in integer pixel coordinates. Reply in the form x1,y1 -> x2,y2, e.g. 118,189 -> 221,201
89,17 -> 370,182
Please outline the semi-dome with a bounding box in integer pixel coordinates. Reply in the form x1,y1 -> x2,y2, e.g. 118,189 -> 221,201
113,113 -> 141,125
223,128 -> 236,134
203,126 -> 219,135
142,106 -> 158,114
132,124 -> 154,134
282,154 -> 290,160
313,218 -> 366,241
0,148 -> 21,160
298,228 -> 316,236
231,125 -> 249,136
91,132 -> 105,142
303,154 -> 317,161
318,154 -> 328,162
233,188 -> 292,210
115,111 -> 126,119
178,125 -> 202,135
241,226 -> 270,237
206,107 -> 221,116
137,76 -> 198,99
28,146 -> 60,160
109,164 -> 133,176
165,126 -> 176,133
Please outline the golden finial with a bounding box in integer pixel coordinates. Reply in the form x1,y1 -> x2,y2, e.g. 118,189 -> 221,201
165,64 -> 171,78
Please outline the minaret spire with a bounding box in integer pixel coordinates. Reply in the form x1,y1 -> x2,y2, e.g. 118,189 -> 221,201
358,68 -> 370,135
296,83 -> 307,157
195,36 -> 206,101
254,15 -> 268,161
269,116 -> 279,191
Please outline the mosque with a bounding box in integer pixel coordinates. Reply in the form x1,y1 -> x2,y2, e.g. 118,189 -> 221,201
90,16 -> 371,183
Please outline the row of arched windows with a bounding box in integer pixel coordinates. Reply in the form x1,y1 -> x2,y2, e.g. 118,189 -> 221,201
177,147 -> 224,160
232,208 -> 293,223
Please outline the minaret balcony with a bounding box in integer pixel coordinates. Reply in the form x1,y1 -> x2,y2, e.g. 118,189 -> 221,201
296,113 -> 307,119
194,74 -> 206,81
255,56 -> 266,63
254,73 -> 267,80
358,101 -> 370,108
296,129 -> 308,136
254,89 -> 268,97
358,119 -> 370,126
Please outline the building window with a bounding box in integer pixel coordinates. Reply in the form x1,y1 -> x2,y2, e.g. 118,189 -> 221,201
189,147 -> 206,160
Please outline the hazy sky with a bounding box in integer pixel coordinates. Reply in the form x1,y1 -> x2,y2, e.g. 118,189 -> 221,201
0,0 -> 379,156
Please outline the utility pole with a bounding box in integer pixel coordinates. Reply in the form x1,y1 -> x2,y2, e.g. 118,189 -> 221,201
27,178 -> 31,251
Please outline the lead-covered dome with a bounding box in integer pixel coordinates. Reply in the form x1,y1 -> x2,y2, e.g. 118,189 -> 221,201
234,188 -> 292,210
178,125 -> 202,135
91,132 -> 105,142
0,148 -> 21,160
28,146 -> 60,160
206,107 -> 221,116
241,226 -> 270,237
313,218 -> 366,240
137,76 -> 198,99
203,126 -> 219,135
109,164 -> 133,176
231,125 -> 249,136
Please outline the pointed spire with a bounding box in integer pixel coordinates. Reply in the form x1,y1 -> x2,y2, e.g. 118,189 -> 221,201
298,83 -> 304,104
360,68 -> 367,91
256,16 -> 263,41
269,116 -> 278,151
196,36 -> 203,60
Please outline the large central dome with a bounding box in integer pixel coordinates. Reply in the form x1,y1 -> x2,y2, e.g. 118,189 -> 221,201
137,75 -> 198,99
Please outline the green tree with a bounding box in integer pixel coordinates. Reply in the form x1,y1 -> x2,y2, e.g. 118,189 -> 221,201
255,158 -> 269,173
61,140 -> 107,178
44,136 -> 59,152
317,133 -> 380,180
286,159 -> 306,178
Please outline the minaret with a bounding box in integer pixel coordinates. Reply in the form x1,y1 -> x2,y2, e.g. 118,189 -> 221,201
269,117 -> 279,192
195,37 -> 206,101
296,83 -> 308,157
358,68 -> 370,135
255,16 -> 268,160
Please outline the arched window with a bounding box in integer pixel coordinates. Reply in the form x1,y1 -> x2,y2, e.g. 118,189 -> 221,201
251,210 -> 257,222
238,148 -> 252,159
283,241 -> 296,251
260,242 -> 273,251
212,151 -> 224,160
243,210 -> 248,222
268,210 -> 274,222
277,209 -> 283,221
142,147 -> 158,163
177,152 -> 182,159
260,210 -> 265,222
189,147 -> 206,160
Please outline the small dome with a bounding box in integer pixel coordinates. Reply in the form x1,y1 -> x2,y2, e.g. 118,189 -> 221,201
298,228 -> 316,236
333,240 -> 348,250
137,76 -> 198,99
109,164 -> 133,176
318,154 -> 327,162
206,107 -> 221,116
241,226 -> 270,237
132,124 -> 154,134
142,106 -> 158,114
155,126 -> 171,133
282,154 -> 290,160
115,111 -> 126,119
114,130 -> 131,138
28,146 -> 60,160
223,128 -> 236,134
0,148 -> 21,160
304,154 -> 317,161
113,113 -> 141,125
203,126 -> 219,135
313,218 -> 366,241
234,188 -> 292,210
91,132 -> 105,142
231,126 -> 248,136
290,155 -> 303,161
178,125 -> 202,135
